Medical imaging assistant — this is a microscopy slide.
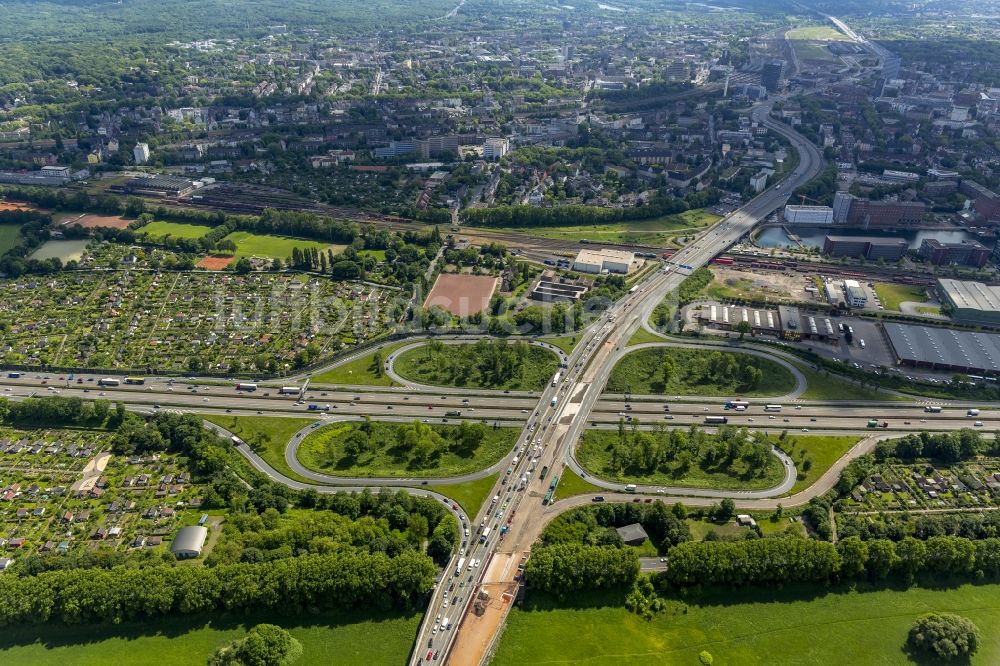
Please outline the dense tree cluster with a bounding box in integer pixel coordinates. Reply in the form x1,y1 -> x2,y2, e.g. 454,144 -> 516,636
589,425 -> 774,482
677,267 -> 713,304
541,501 -> 691,553
839,509 -> 1000,543
661,534 -> 1000,589
460,189 -> 722,228
906,613 -> 981,662
0,550 -> 435,627
1,395 -> 122,427
311,417 -> 493,471
209,624 -> 303,666
875,429 -> 991,464
524,544 -> 639,597
664,537 -> 840,587
416,339 -> 544,387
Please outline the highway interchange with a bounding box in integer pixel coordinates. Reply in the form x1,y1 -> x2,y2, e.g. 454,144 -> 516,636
2,98 -> 996,666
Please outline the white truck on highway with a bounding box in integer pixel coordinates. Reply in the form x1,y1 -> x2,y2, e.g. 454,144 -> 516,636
480,527 -> 491,543
924,406 -> 942,413
455,557 -> 466,576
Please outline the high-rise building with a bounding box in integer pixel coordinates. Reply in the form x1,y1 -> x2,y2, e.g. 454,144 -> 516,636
133,142 -> 151,165
483,138 -> 509,160
833,191 -> 854,223
761,61 -> 784,92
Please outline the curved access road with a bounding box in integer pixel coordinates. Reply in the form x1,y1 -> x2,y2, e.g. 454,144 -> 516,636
204,420 -> 468,520
384,337 -> 567,393
606,341 -> 808,401
281,415 -> 522,488
554,431 -> 896,513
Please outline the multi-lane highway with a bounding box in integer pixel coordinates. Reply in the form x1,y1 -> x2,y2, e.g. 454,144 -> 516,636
433,99 -> 828,665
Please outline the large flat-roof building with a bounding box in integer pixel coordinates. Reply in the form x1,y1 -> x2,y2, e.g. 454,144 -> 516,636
937,278 -> 1000,326
783,205 -> 833,225
823,236 -> 908,261
884,322 -> 1000,374
572,248 -> 635,274
919,239 -> 990,268
122,175 -> 197,197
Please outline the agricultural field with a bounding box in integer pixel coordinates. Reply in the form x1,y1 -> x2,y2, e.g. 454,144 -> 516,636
0,224 -> 20,253
606,347 -> 797,397
0,427 -> 210,562
295,420 -> 517,478
138,220 -> 213,240
393,341 -> 560,391
493,583 -> 1000,665
221,230 -> 346,261
0,272 -> 393,372
0,607 -> 421,666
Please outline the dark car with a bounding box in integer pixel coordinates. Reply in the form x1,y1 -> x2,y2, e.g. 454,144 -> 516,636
592,496 -> 605,502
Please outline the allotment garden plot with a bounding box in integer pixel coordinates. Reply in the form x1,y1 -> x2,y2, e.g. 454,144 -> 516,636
0,272 -> 395,372
0,427 -> 209,559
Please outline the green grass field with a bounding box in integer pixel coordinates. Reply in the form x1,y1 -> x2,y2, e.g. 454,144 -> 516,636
310,341 -> 409,387
539,335 -> 581,355
494,582 -> 1000,665
0,608 -> 420,666
394,343 -> 559,391
795,362 -> 906,401
29,239 -> 89,262
0,223 -> 21,253
203,414 -> 316,483
607,347 -> 797,397
626,327 -> 666,347
139,220 -> 214,240
296,421 -> 517,478
553,467 -> 604,499
491,209 -> 720,246
776,433 -> 860,494
874,282 -> 929,311
221,230 -> 346,261
787,25 -> 848,40
786,26 -> 845,63
435,473 -> 499,517
577,430 -> 785,490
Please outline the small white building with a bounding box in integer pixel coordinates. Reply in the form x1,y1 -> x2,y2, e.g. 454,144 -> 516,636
133,142 -> 151,165
573,248 -> 635,274
843,279 -> 867,308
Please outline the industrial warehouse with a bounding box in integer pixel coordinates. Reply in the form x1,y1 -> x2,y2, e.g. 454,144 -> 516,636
697,303 -> 840,342
884,322 -> 1000,374
936,278 -> 1000,327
